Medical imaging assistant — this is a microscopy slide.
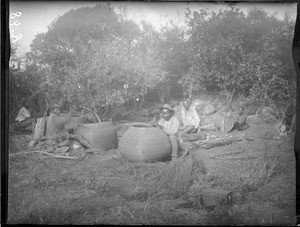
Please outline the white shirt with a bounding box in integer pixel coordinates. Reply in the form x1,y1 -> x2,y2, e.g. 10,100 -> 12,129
15,107 -> 30,123
158,116 -> 180,135
180,104 -> 200,129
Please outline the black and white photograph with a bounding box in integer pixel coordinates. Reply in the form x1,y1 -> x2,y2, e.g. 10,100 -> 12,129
6,1 -> 298,225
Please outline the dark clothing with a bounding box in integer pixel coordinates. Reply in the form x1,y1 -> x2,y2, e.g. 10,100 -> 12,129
234,122 -> 250,131
28,90 -> 50,118
14,118 -> 35,132
286,103 -> 295,116
282,103 -> 296,131
231,112 -> 249,131
285,115 -> 293,128
284,103 -> 295,127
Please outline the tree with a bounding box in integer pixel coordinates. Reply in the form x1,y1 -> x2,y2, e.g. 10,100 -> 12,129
9,43 -> 44,122
61,28 -> 168,116
156,22 -> 189,102
28,3 -> 148,114
184,6 -> 295,107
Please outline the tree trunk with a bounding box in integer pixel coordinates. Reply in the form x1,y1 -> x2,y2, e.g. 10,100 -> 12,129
224,87 -> 235,109
188,84 -> 193,99
199,132 -> 247,150
133,97 -> 138,112
182,86 -> 188,99
138,94 -> 145,109
158,88 -> 164,104
164,85 -> 171,103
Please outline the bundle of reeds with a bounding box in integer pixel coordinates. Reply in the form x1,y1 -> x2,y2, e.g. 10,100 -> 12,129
151,149 -> 208,196
243,157 -> 278,191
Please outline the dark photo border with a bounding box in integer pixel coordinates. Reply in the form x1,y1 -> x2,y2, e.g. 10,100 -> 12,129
1,0 -> 299,225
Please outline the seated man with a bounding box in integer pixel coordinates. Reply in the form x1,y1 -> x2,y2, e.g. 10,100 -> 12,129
155,104 -> 181,160
230,106 -> 250,131
14,101 -> 36,132
179,98 -> 200,134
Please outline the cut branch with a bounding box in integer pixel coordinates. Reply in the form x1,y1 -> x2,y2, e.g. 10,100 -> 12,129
82,106 -> 101,123
9,150 -> 78,159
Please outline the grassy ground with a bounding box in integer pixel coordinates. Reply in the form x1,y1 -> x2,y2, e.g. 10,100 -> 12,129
7,118 -> 296,225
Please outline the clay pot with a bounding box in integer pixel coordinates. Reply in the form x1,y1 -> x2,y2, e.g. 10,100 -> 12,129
118,125 -> 172,163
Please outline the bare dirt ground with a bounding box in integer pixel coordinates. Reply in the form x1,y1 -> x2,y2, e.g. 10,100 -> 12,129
7,119 -> 296,225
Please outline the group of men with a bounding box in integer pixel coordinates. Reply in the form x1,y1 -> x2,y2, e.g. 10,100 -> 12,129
14,85 -> 251,159
153,99 -> 200,160
15,82 -> 295,158
14,82 -> 50,142
153,99 -> 246,160
153,98 -> 296,160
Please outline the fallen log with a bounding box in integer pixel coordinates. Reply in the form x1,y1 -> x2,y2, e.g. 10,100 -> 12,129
9,150 -> 78,159
199,123 -> 219,131
198,132 -> 252,149
181,132 -> 208,142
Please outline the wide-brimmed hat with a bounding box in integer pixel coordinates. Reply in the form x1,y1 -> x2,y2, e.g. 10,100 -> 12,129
160,104 -> 174,113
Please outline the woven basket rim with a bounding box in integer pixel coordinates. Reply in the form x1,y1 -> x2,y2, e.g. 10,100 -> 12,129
76,122 -> 114,127
132,125 -> 153,128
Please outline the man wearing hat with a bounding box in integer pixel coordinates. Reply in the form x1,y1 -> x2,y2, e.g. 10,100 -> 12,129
156,104 -> 181,160
28,82 -> 51,141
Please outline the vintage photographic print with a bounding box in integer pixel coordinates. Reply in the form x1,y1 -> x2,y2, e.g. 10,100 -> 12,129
7,1 -> 298,225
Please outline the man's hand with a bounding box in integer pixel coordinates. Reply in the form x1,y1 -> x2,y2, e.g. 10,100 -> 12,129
157,124 -> 163,129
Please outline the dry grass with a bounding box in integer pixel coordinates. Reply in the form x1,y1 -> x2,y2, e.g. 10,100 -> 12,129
151,150 -> 208,196
237,138 -> 279,195
7,122 -> 296,225
239,157 -> 279,193
205,203 -> 273,226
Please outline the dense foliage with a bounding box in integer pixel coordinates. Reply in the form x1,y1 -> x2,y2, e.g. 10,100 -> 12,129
183,7 -> 295,106
9,3 -> 296,120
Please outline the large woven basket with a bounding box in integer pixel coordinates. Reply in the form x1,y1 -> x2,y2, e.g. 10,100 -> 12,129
74,122 -> 118,151
118,125 -> 172,163
59,114 -> 85,123
200,112 -> 234,132
46,113 -> 86,136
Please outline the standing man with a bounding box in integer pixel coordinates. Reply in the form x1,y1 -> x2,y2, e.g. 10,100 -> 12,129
155,104 -> 181,160
180,98 -> 200,134
28,82 -> 50,141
